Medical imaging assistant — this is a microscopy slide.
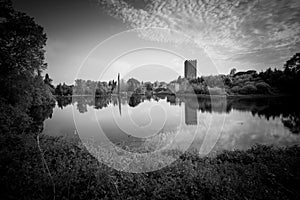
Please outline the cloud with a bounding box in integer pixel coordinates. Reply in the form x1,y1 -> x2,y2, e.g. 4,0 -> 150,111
97,0 -> 300,71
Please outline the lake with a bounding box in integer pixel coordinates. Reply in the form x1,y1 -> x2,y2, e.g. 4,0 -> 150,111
42,95 -> 300,156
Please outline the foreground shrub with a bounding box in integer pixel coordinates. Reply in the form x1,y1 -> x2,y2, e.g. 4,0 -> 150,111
1,133 -> 299,200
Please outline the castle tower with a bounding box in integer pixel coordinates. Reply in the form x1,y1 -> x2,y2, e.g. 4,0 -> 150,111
184,60 -> 197,79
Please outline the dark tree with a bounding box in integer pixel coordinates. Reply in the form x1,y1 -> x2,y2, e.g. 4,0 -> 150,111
144,82 -> 153,91
44,73 -> 52,85
128,95 -> 142,107
229,68 -> 236,76
127,78 -> 140,92
284,53 -> 300,75
0,0 -> 53,111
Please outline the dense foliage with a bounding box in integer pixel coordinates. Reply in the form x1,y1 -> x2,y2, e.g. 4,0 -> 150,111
1,1 -> 299,199
1,134 -> 299,200
55,82 -> 73,96
71,79 -> 116,96
0,0 -> 55,135
203,54 -> 300,95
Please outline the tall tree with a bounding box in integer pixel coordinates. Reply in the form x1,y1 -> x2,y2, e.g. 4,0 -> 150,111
44,73 -> 53,85
229,68 -> 236,76
0,0 -> 54,113
284,53 -> 300,75
127,78 -> 140,92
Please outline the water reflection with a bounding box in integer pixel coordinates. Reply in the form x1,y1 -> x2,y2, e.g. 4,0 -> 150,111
53,95 -> 300,135
41,95 -> 300,155
185,102 -> 198,125
56,96 -> 72,109
128,95 -> 142,107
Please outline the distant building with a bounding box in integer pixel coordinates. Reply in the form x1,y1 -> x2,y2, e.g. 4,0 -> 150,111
184,60 -> 197,79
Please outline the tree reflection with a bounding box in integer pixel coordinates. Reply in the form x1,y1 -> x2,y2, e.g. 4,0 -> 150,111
94,96 -> 110,109
128,95 -> 142,107
282,113 -> 300,134
54,95 -> 300,134
72,96 -> 94,113
56,96 -> 72,109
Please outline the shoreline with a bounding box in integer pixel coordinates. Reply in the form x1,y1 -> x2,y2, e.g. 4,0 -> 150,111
55,93 -> 294,99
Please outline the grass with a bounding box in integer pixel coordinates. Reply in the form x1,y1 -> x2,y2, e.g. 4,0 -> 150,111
1,133 -> 300,200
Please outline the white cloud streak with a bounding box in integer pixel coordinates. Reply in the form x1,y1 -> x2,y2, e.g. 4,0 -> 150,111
98,0 -> 300,70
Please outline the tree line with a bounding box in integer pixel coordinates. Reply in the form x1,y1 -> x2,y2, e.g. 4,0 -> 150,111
51,52 -> 300,97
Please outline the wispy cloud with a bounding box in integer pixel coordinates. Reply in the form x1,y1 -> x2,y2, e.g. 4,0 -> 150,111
98,0 -> 300,71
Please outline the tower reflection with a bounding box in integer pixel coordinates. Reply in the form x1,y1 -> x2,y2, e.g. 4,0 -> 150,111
184,98 -> 198,125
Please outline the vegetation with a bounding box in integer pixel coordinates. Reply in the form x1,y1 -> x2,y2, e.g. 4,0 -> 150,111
0,0 -> 55,136
1,133 -> 300,200
1,1 -> 300,199
62,53 -> 300,97
207,54 -> 300,95
57,95 -> 300,135
181,55 -> 300,96
71,79 -> 116,96
55,82 -> 73,96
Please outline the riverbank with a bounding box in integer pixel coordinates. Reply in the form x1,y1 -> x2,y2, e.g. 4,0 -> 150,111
1,133 -> 299,200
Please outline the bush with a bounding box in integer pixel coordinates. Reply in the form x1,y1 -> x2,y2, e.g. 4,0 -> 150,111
239,84 -> 257,94
230,86 -> 241,94
256,82 -> 271,94
1,135 -> 300,200
208,87 -> 226,95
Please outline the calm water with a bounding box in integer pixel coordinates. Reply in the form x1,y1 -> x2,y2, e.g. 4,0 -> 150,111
43,95 -> 300,154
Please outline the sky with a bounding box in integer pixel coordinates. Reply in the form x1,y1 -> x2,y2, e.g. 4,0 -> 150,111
12,0 -> 300,85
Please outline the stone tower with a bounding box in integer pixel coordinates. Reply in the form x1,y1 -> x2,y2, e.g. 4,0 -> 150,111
184,60 -> 197,79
